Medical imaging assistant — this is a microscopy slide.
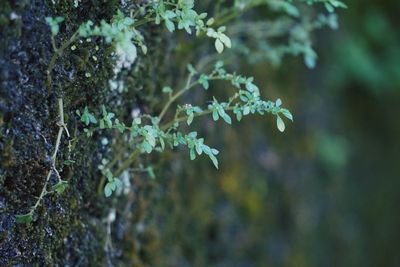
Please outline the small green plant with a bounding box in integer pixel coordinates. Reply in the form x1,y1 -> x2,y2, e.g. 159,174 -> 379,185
16,99 -> 71,223
98,158 -> 126,197
45,16 -> 64,36
17,0 -> 346,222
76,62 -> 293,196
152,0 -> 232,53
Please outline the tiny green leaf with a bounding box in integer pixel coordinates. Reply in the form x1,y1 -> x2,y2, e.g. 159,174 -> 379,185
99,119 -> 105,129
52,180 -> 68,194
276,116 -> 285,132
162,86 -> 173,93
243,106 -> 250,115
221,113 -> 232,124
190,148 -> 196,160
215,39 -> 224,53
187,113 -> 194,125
147,167 -> 156,179
16,212 -> 33,224
64,159 -> 76,165
165,19 -> 175,32
104,183 -> 113,197
281,109 -> 293,121
219,34 -> 231,48
209,154 -> 219,169
212,110 -> 219,121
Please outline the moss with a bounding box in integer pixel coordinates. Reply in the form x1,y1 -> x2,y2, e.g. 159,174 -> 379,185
0,0 -> 167,265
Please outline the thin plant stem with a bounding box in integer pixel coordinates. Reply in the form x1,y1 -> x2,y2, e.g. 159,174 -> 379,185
29,98 -> 67,215
46,31 -> 79,90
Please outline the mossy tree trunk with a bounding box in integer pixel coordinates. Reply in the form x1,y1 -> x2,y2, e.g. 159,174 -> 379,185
0,1 -> 166,265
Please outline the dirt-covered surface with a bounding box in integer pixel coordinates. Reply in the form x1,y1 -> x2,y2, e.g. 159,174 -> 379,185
0,0 -> 166,265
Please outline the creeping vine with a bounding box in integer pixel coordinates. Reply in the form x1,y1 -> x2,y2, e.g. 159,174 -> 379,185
16,0 -> 347,223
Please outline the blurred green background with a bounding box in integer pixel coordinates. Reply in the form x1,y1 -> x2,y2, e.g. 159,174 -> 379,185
151,0 -> 400,266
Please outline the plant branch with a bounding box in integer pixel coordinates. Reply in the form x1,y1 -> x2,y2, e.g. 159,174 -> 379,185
158,73 -> 196,121
27,98 -> 67,217
132,17 -> 156,28
46,31 -> 79,91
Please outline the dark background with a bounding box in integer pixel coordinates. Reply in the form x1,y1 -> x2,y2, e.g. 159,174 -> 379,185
154,0 -> 400,266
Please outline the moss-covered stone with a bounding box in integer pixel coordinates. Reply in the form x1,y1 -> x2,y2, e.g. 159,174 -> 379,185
0,0 -> 166,265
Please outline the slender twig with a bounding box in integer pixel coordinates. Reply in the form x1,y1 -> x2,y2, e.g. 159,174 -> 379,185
51,36 -> 58,52
98,74 -> 238,190
214,2 -> 259,27
132,17 -> 156,28
29,98 -> 67,215
106,105 -> 238,185
46,31 -> 79,90
160,106 -> 237,131
158,73 -> 226,122
158,73 -> 196,121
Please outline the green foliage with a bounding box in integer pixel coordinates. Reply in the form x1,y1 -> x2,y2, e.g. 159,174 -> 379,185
15,212 -> 34,224
153,0 -> 231,53
104,176 -> 122,198
76,107 -> 97,126
207,26 -> 232,53
318,0 -> 347,12
227,0 -> 345,68
77,62 -> 292,196
63,159 -> 76,165
52,180 -> 69,194
77,10 -> 144,68
17,0 -> 344,221
98,159 -> 123,197
45,16 -> 64,36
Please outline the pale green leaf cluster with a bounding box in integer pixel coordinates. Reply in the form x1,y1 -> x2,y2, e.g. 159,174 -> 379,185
231,12 -> 340,68
153,0 -> 231,53
77,106 -> 220,176
51,180 -> 69,194
77,62 -> 293,196
207,27 -> 232,54
15,211 -> 34,224
225,0 -> 345,68
301,0 -> 347,12
77,10 -> 146,68
45,16 -> 64,36
98,159 -> 122,197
